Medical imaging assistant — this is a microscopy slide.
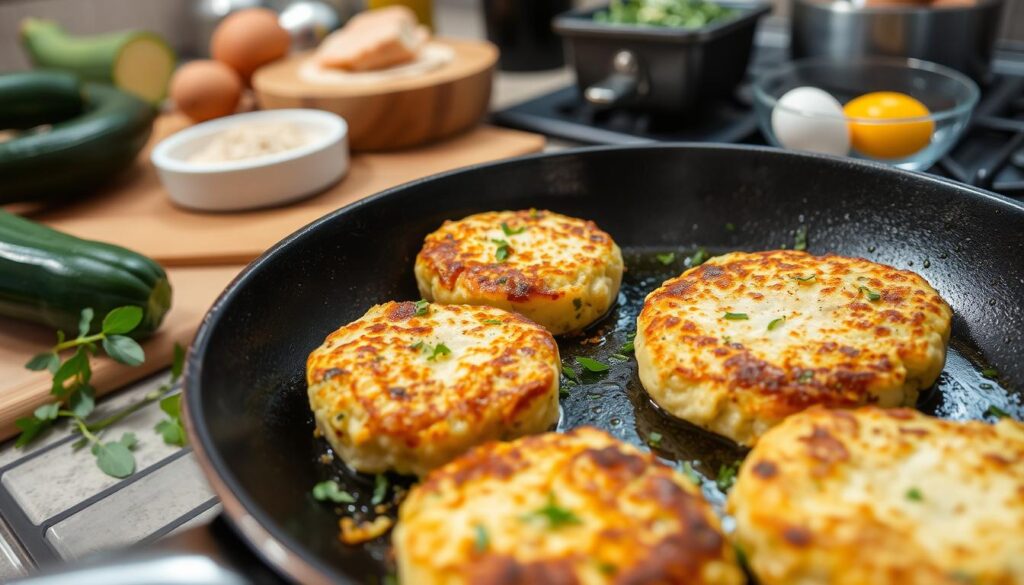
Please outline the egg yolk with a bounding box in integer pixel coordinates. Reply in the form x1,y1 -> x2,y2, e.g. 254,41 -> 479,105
843,92 -> 934,159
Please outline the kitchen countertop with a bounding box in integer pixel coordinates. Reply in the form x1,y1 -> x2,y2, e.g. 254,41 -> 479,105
0,2 -> 578,580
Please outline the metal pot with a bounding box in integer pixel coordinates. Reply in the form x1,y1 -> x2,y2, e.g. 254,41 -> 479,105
790,0 -> 1007,83
553,3 -> 771,114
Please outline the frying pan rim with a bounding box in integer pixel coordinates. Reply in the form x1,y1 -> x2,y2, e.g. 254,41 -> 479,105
182,142 -> 1024,584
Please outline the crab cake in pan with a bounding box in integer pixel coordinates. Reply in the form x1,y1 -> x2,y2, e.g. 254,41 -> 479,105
415,210 -> 624,335
306,301 -> 560,477
394,427 -> 744,585
635,250 -> 952,445
728,407 -> 1024,585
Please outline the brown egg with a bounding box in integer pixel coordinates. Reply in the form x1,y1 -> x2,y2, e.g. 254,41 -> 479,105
211,8 -> 291,84
170,60 -> 243,122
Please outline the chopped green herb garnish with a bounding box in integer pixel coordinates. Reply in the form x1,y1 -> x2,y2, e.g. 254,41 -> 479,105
610,353 -> 629,361
372,474 -> 388,505
559,385 -> 571,398
620,331 -> 636,354
561,360 -> 579,381
716,461 -> 741,491
859,286 -> 881,301
595,0 -> 738,28
473,524 -> 490,552
798,370 -> 814,383
414,299 -> 429,316
597,562 -> 618,576
986,404 -> 1010,419
655,252 -> 675,265
411,341 -> 425,351
572,298 -> 582,310
501,222 -> 525,236
492,239 -> 511,262
482,319 -> 502,325
981,368 -> 999,380
905,487 -> 924,502
428,343 -> 451,361
767,317 -> 786,331
523,493 -> 581,529
723,312 -> 748,320
725,222 -> 736,232
312,480 -> 356,504
792,274 -> 816,283
679,461 -> 702,485
576,356 -> 610,372
647,432 -> 663,447
794,225 -> 808,251
687,247 -> 710,267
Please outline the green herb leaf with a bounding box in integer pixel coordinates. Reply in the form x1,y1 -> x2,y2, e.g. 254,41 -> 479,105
52,348 -> 89,396
716,461 -> 741,491
561,360 -> 579,381
655,252 -> 675,265
372,474 -> 389,505
981,368 -> 999,380
492,239 -> 511,262
798,370 -> 815,383
523,493 -> 581,529
25,353 -> 58,372
119,432 -> 138,450
725,222 -> 736,232
575,356 -> 609,373
679,461 -> 702,485
647,432 -> 662,447
160,393 -> 181,419
767,317 -> 786,331
34,403 -> 60,421
859,286 -> 881,302
312,480 -> 356,504
905,487 -> 924,502
609,353 -> 629,361
155,419 -> 186,447
620,331 -> 636,354
723,312 -> 748,320
14,416 -> 50,448
792,274 -> 816,283
171,343 -> 185,382
93,441 -> 136,478
986,404 -> 1010,419
101,306 -> 143,335
482,319 -> 502,325
794,225 -> 808,251
473,524 -> 489,552
687,247 -> 710,267
78,308 -> 95,338
427,343 -> 451,361
414,299 -> 429,316
102,335 -> 145,366
69,385 -> 95,419
501,222 -> 525,236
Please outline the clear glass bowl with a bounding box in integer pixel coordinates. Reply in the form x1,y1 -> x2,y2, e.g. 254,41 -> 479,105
751,57 -> 980,171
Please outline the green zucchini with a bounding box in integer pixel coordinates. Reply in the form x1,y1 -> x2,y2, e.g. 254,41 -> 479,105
0,211 -> 171,337
0,80 -> 155,203
0,70 -> 83,130
20,18 -> 176,104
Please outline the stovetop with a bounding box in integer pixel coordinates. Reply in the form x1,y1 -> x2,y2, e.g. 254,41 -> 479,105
492,34 -> 1024,198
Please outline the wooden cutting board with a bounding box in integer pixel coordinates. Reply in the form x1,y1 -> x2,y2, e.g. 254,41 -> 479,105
0,265 -> 241,442
14,115 -> 545,267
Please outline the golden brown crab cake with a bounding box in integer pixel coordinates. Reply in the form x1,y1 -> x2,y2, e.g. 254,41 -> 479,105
414,210 -> 624,335
728,407 -> 1024,585
306,301 -> 560,477
394,427 -> 744,585
634,250 -> 952,445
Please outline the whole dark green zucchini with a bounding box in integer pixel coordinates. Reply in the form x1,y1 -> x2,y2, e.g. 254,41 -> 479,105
0,80 -> 154,203
0,211 -> 171,337
0,70 -> 84,130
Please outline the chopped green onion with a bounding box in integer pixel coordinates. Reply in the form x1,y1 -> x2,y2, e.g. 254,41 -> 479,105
561,360 -> 579,381
473,524 -> 490,552
905,487 -> 923,502
724,312 -> 748,320
981,368 -> 999,380
716,461 -> 741,491
798,370 -> 814,383
687,247 -> 710,267
501,222 -> 525,236
794,225 -> 808,251
767,317 -> 786,331
792,274 -> 816,283
679,461 -> 702,485
522,493 -> 581,529
482,319 -> 502,325
647,432 -> 662,447
655,252 -> 675,265
428,343 -> 451,361
414,299 -> 429,316
576,356 -> 609,372
371,474 -> 388,505
492,239 -> 511,262
859,286 -> 881,301
986,404 -> 1010,419
312,480 -> 356,504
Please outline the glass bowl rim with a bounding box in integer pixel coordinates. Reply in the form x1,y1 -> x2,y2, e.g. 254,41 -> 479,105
752,56 -> 981,125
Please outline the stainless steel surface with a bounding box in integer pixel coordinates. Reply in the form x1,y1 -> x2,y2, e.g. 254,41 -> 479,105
278,1 -> 342,51
583,50 -> 645,106
791,0 -> 1008,82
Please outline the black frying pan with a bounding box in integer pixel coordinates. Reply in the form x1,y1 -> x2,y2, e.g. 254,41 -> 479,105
183,144 -> 1024,584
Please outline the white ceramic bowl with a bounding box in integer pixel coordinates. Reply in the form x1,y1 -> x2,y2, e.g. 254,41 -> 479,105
152,109 -> 349,212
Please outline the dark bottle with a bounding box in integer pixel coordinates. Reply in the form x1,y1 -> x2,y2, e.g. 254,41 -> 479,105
483,0 -> 572,71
